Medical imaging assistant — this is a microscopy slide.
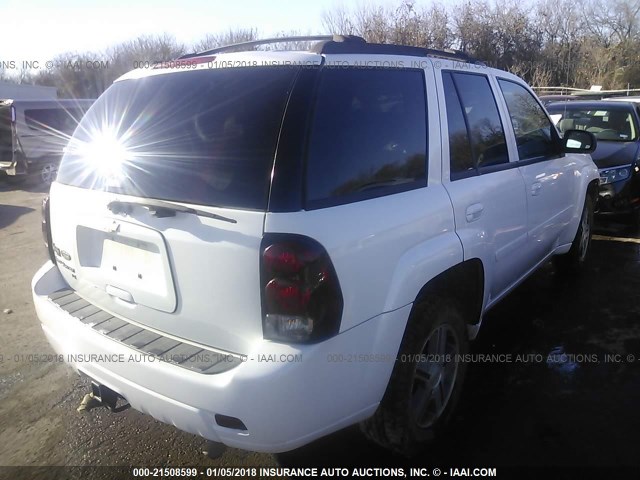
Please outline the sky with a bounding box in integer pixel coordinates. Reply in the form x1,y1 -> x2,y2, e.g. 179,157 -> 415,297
0,0 -> 409,66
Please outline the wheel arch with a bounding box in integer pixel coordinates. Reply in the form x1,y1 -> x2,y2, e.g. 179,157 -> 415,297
412,259 -> 485,329
559,161 -> 600,247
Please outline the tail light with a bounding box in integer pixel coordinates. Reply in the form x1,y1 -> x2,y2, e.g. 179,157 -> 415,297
41,196 -> 55,263
261,234 -> 343,343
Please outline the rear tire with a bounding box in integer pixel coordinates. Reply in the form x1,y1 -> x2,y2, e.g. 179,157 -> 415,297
360,296 -> 469,456
554,195 -> 593,274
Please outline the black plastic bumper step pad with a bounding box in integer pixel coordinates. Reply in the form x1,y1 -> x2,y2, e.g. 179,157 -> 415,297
46,290 -> 241,375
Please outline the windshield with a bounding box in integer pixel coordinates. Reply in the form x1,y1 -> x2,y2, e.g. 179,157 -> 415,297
548,106 -> 638,142
57,67 -> 298,210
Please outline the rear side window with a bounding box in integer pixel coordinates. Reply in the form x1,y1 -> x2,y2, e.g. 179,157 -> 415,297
305,68 -> 427,208
57,67 -> 298,210
498,79 -> 560,160
442,72 -> 474,176
445,72 -> 509,173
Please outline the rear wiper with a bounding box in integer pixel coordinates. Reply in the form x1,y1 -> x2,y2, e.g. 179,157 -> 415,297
108,198 -> 237,224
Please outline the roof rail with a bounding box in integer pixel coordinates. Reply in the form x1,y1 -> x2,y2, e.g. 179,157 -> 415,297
317,40 -> 481,64
179,35 -> 365,59
424,48 -> 481,64
178,34 -> 483,65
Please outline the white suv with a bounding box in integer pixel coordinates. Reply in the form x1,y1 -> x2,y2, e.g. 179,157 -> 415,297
32,35 -> 599,455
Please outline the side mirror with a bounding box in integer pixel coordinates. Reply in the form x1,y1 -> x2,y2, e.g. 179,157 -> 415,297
563,129 -> 597,154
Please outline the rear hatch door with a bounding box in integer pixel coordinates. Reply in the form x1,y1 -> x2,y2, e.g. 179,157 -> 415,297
50,64 -> 301,354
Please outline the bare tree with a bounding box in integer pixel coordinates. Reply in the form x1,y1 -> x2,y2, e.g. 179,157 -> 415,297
0,69 -> 18,83
17,0 -> 640,97
421,3 -> 454,50
107,33 -> 186,73
320,0 -> 640,89
322,6 -> 356,35
191,28 -> 259,53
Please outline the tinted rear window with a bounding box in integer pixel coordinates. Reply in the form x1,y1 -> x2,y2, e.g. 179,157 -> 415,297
305,68 -> 427,208
57,67 -> 298,210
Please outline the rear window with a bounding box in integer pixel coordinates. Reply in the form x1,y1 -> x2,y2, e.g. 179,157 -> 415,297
57,67 -> 298,210
25,108 -> 87,135
548,105 -> 638,142
305,67 -> 427,208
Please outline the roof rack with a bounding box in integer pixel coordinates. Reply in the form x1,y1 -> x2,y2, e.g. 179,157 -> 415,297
179,35 -> 364,59
179,34 -> 483,65
316,41 -> 482,64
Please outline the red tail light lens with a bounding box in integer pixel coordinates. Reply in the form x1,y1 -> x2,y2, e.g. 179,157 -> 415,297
265,279 -> 311,313
261,234 -> 343,343
263,244 -> 304,275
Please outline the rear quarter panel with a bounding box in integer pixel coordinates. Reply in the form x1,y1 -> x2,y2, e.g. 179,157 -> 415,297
264,185 -> 463,332
265,58 -> 464,331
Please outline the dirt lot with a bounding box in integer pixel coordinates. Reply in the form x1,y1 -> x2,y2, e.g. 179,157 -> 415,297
1,176 -> 640,474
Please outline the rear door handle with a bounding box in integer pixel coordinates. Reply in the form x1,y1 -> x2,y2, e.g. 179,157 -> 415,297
465,203 -> 484,223
531,182 -> 542,196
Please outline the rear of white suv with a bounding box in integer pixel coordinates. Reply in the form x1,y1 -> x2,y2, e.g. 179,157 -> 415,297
32,35 -> 599,455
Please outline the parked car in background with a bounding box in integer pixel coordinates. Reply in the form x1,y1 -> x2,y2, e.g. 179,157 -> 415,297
0,98 -> 94,184
547,100 -> 640,221
539,94 -> 582,106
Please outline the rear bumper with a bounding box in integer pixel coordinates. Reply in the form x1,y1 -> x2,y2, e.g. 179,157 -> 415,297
32,261 -> 410,453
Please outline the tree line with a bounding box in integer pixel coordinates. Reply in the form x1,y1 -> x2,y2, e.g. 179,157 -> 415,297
323,0 -> 640,92
2,0 -> 640,98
